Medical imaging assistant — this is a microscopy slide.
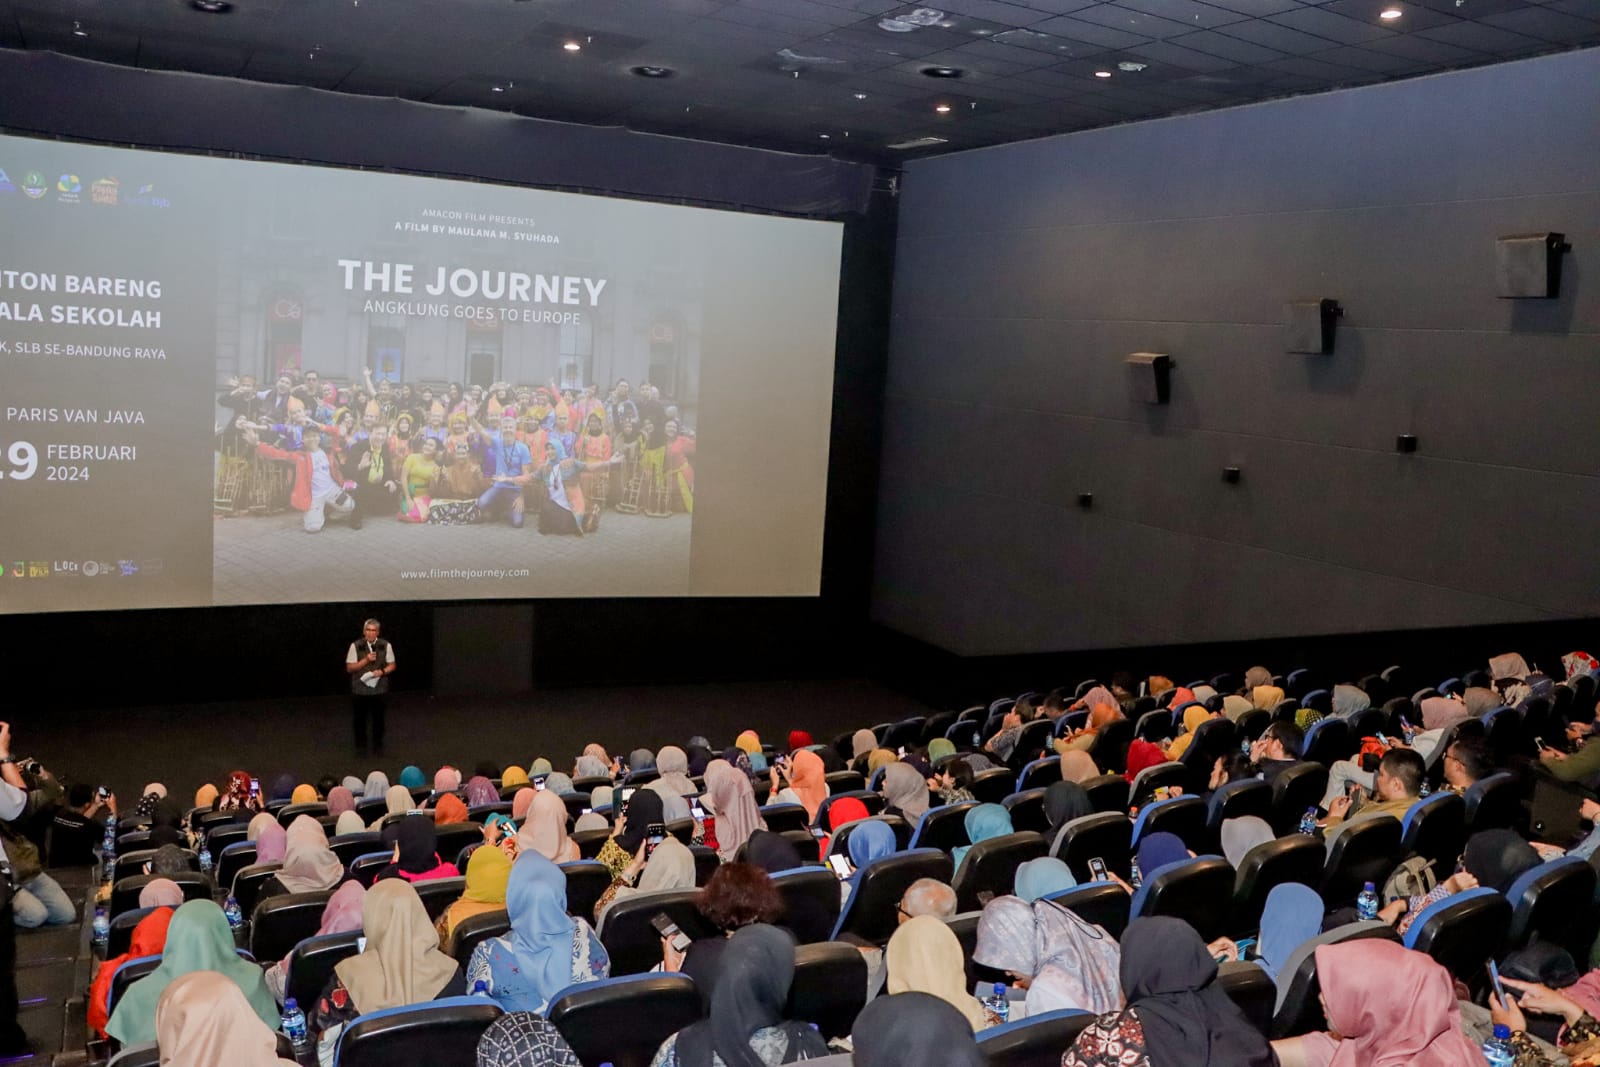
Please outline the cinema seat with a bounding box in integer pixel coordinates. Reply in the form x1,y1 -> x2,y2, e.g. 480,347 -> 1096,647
1128,856 -> 1233,941
1465,772 -> 1522,834
335,998 -> 502,1067
250,889 -> 334,962
448,909 -> 510,969
214,841 -> 257,894
1002,789 -> 1048,834
1127,762 -> 1186,808
787,940 -> 867,1038
547,974 -> 701,1067
1130,795 -> 1206,853
1320,815 -> 1402,906
1206,780 -> 1271,838
910,802 -> 977,852
1400,792 -> 1466,881
597,888 -> 716,976
286,930 -> 363,1009
1403,887 -> 1511,984
1504,856 -> 1597,959
975,1009 -> 1095,1067
1050,813 -> 1132,883
1227,834 -> 1324,938
411,877 -> 466,922
831,849 -> 953,945
1016,757 -> 1061,792
1269,764 -> 1329,836
110,871 -> 211,920
1039,882 -> 1131,939
1217,960 -> 1276,1036
560,860 -> 612,923
969,769 -> 1015,805
759,803 -> 811,834
347,852 -> 391,887
952,832 -> 1048,912
1270,922 -> 1400,1038
1081,774 -> 1129,815
770,867 -> 841,944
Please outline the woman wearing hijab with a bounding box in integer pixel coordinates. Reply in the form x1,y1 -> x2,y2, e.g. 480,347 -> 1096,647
952,803 -> 1013,870
310,880 -> 466,1065
704,761 -> 765,863
518,790 -> 581,865
543,773 -> 576,798
89,905 -> 173,1037
434,794 -> 469,826
595,788 -> 666,878
840,820 -> 899,907
850,729 -> 878,775
786,730 -> 813,754
326,786 -> 356,820
1055,704 -> 1124,756
106,899 -> 280,1045
821,796 -> 869,858
974,894 -> 1121,1016
267,774 -> 295,803
733,731 -> 767,772
465,776 -> 499,809
850,992 -> 984,1067
1420,694 -> 1471,732
398,766 -> 427,791
368,783 -> 415,831
257,815 -> 345,902
629,748 -> 658,775
649,747 -> 698,801
476,1013 -> 582,1067
1219,816 -> 1275,869
740,830 -> 804,875
264,881 -> 365,1004
501,766 -> 531,790
1070,686 -> 1118,713
511,787 -> 537,822
529,759 -> 554,780
1165,704 -> 1216,760
1242,883 -> 1323,981
334,810 -> 365,837
1251,683 -> 1286,712
1059,749 -> 1100,784
155,971 -> 298,1067
685,742 -> 716,778
1064,917 -> 1274,1067
574,753 -> 611,780
886,916 -> 990,1030
194,783 -> 219,810
1464,828 -> 1542,895
1043,781 -> 1094,846
436,843 -> 511,954
468,852 -> 609,1014
1014,856 -> 1076,902
880,763 -> 930,823
1135,832 -> 1191,883
253,819 -> 288,868
362,770 -> 390,799
378,816 -> 461,883
1268,938 -> 1482,1067
595,834 -> 696,924
290,783 -> 319,805
649,924 -> 829,1067
1331,685 -> 1371,720
768,749 -> 827,824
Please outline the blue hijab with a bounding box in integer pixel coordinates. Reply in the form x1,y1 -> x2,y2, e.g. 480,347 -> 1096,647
485,852 -> 579,1013
1015,857 -> 1076,902
846,820 -> 897,888
398,765 -> 426,789
1135,831 -> 1190,882
952,804 -> 1013,869
1255,883 -> 1323,980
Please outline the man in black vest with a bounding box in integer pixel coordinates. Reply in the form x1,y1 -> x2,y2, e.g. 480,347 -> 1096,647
345,619 -> 395,755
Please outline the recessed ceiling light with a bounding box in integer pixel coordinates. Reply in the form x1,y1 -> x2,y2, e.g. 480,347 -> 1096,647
819,133 -> 831,139
630,65 -> 675,78
71,20 -> 88,37
1380,6 -> 1402,16
921,65 -> 964,78
563,41 -> 581,51
934,103 -> 952,113
852,92 -> 868,100
1094,69 -> 1113,78
189,0 -> 233,11
1117,61 -> 1148,72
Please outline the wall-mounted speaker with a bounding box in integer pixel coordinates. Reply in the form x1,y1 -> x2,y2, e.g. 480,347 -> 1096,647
1222,467 -> 1241,484
1496,233 -> 1571,299
1125,352 -> 1172,405
1285,299 -> 1342,354
1396,434 -> 1418,454
1077,493 -> 1094,509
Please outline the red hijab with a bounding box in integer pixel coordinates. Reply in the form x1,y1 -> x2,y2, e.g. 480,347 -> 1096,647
89,906 -> 173,1037
822,797 -> 870,858
788,730 -> 814,752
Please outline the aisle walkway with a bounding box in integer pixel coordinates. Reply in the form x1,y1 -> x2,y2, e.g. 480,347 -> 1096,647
13,866 -> 92,1066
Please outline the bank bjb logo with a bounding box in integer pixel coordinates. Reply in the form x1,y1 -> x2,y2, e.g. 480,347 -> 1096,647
20,171 -> 46,199
0,169 -> 14,195
56,174 -> 82,203
91,177 -> 119,205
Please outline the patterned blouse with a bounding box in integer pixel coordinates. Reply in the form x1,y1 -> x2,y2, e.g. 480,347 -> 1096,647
465,918 -> 609,1015
1061,1009 -> 1151,1067
1509,1012 -> 1600,1066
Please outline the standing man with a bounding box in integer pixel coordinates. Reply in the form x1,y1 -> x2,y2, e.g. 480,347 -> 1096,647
346,619 -> 395,755
0,723 -> 36,1057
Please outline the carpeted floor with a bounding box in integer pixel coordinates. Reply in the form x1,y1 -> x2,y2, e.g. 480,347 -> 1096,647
23,678 -> 938,804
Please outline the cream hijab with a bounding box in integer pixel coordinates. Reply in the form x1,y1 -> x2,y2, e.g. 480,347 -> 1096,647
517,790 -> 580,864
155,970 -> 296,1067
276,815 -> 345,894
369,784 -> 414,829
601,836 -> 697,921
333,879 -> 459,1013
886,915 -> 988,1031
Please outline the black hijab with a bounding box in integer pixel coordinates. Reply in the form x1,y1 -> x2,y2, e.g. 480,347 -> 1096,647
1462,829 -> 1541,895
850,991 -> 984,1067
1119,917 -> 1275,1067
614,787 -> 664,855
1043,781 -> 1094,835
685,745 -> 715,777
673,925 -> 829,1067
740,829 -> 803,875
391,816 -> 440,875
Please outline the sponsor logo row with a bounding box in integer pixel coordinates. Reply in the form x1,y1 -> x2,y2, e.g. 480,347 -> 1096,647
0,170 -> 170,207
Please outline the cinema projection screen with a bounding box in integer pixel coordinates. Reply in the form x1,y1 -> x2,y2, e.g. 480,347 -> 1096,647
0,134 -> 842,613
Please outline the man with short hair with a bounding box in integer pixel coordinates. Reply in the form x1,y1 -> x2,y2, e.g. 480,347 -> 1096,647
1324,748 -> 1425,829
1250,721 -> 1304,786
346,423 -> 399,529
899,878 -> 957,923
1441,737 -> 1493,794
346,619 -> 395,755
48,782 -> 116,867
476,417 -> 534,527
985,697 -> 1039,765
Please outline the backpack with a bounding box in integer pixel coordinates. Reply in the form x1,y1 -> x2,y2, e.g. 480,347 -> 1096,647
1382,853 -> 1436,903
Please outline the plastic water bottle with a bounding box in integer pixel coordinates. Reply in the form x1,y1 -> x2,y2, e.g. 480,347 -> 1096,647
1129,859 -> 1143,889
101,817 -> 117,860
470,979 -> 490,997
1481,1024 -> 1515,1067
197,843 -> 212,874
223,895 -> 243,929
91,907 -> 109,950
1298,808 -> 1318,835
1356,881 -> 1379,921
281,998 -> 309,1050
982,982 -> 1010,1024
1419,781 -> 1431,798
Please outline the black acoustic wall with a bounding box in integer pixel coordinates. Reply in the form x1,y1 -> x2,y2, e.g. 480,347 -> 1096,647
873,48 -> 1600,657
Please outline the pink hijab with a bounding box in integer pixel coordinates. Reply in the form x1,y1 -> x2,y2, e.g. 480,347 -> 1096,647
704,759 -> 764,862
255,820 -> 287,865
1314,939 -> 1483,1067
326,787 -> 356,818
511,787 -> 537,821
433,766 -> 462,793
1419,695 -> 1470,732
314,880 -> 366,938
